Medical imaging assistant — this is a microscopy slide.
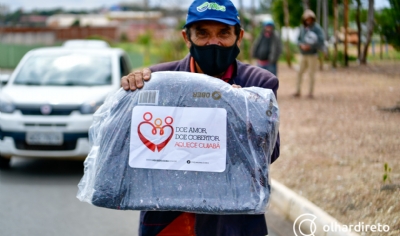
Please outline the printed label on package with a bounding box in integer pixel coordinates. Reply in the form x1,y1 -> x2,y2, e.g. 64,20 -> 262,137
129,106 -> 227,172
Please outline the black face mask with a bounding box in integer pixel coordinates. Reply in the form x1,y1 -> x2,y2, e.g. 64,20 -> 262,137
190,40 -> 240,76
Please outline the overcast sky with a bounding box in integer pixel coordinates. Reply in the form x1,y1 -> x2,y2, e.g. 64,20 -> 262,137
0,0 -> 391,12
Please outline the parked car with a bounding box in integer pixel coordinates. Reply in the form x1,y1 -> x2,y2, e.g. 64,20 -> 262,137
0,40 -> 132,169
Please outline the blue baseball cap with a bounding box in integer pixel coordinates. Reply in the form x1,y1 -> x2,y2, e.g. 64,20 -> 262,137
262,19 -> 275,27
184,0 -> 241,28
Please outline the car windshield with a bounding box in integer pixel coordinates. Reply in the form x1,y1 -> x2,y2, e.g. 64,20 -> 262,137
13,53 -> 112,86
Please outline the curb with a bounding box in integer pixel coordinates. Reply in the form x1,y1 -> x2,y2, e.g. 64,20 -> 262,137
270,179 -> 360,236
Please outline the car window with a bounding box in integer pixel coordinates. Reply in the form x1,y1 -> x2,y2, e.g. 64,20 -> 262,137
119,55 -> 131,77
13,53 -> 112,86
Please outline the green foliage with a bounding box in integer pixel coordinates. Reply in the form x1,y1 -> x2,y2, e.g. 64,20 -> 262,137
4,9 -> 23,25
157,37 -> 188,63
271,0 -> 305,27
271,0 -> 337,28
239,12 -> 252,31
279,41 -> 299,62
119,33 -> 129,43
336,50 -> 357,65
383,162 -> 392,184
238,38 -> 253,63
375,7 -> 400,51
70,19 -> 80,27
112,42 -> 159,69
136,31 -> 152,46
367,47 -> 400,61
177,19 -> 187,30
349,8 -> 368,23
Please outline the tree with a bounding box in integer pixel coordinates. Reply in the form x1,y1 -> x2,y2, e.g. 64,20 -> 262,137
375,0 -> 400,51
322,0 -> 329,39
4,8 -> 23,25
282,0 -> 292,67
360,0 -> 375,64
272,0 -> 338,28
355,0 -> 362,61
332,0 -> 339,68
303,0 -> 310,9
259,0 -> 273,12
272,0 -> 305,27
71,19 -> 80,27
344,0 -> 349,66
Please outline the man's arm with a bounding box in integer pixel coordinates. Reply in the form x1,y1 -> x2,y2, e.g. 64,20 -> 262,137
297,26 -> 304,46
308,25 -> 325,51
269,32 -> 282,63
316,25 -> 326,51
298,26 -> 310,51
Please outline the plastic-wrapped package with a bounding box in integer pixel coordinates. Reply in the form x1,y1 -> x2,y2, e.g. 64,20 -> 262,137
77,71 -> 279,214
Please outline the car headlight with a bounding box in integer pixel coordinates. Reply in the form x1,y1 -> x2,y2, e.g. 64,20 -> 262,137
80,101 -> 103,114
0,97 -> 15,113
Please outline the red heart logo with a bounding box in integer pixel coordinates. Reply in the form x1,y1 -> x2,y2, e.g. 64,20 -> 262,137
137,113 -> 174,152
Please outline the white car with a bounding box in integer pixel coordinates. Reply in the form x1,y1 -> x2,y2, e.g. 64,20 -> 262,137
0,40 -> 132,168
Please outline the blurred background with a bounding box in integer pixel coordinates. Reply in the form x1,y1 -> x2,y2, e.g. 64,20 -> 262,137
0,0 -> 398,70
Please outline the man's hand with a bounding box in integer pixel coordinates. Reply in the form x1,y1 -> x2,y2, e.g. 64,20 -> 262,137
121,68 -> 151,91
300,44 -> 311,51
232,84 -> 241,89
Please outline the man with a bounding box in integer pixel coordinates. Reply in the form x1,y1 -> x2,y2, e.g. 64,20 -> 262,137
252,19 -> 282,76
294,9 -> 325,98
122,0 -> 280,235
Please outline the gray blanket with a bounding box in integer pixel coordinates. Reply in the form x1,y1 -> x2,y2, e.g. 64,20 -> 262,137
77,71 -> 279,214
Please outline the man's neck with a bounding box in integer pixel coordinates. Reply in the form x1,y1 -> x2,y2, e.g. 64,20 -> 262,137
194,62 -> 224,78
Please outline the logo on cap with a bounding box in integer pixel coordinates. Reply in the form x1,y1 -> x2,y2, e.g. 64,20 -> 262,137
197,2 -> 226,12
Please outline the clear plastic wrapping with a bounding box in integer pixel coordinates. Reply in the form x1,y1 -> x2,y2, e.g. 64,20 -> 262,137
77,71 -> 279,214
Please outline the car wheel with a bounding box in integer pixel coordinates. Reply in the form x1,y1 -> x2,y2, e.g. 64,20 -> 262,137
0,155 -> 11,169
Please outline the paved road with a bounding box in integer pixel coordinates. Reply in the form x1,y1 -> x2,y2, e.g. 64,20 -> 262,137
0,157 -> 292,236
0,158 -> 139,236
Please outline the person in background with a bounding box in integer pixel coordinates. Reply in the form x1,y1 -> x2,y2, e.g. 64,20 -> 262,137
294,9 -> 325,99
121,0 -> 280,235
252,19 -> 282,76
